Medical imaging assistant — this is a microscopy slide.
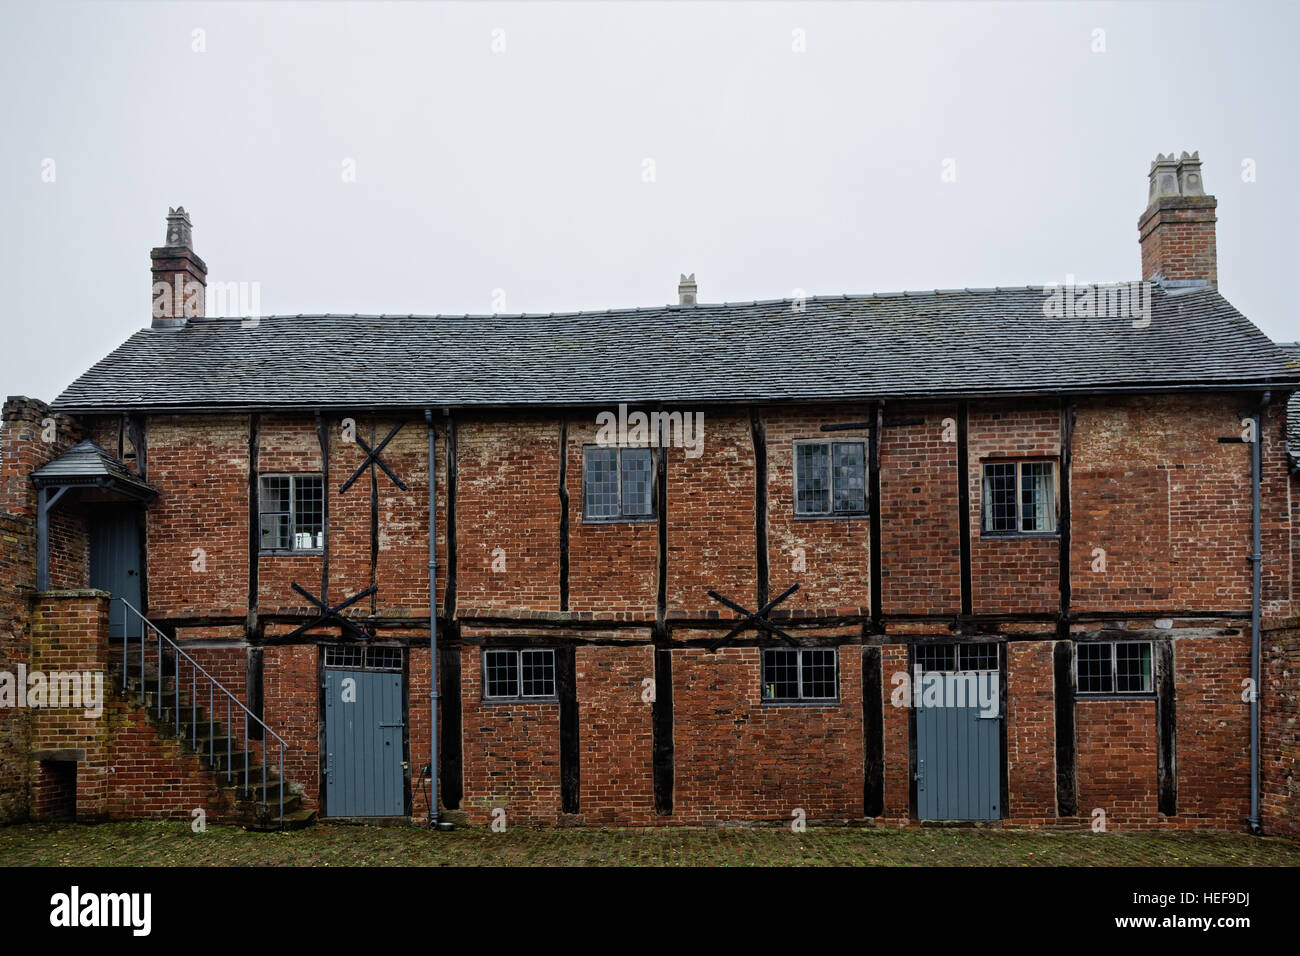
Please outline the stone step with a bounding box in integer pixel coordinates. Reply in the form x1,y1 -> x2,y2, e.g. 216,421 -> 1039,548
243,806 -> 317,832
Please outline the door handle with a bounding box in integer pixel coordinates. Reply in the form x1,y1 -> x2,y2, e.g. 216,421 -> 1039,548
378,722 -> 404,728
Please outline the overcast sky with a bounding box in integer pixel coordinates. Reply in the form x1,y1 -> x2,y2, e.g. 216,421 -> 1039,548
2,1 -> 1297,401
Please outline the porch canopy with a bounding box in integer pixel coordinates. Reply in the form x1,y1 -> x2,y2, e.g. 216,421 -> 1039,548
30,440 -> 157,590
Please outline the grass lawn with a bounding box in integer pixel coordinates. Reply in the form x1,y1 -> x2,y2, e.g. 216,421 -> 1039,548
2,821 -> 1299,866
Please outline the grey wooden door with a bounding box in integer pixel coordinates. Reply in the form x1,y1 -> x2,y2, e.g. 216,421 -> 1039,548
88,506 -> 142,641
916,663 -> 1002,821
324,669 -> 405,817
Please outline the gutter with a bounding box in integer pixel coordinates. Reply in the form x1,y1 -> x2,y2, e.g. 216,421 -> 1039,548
1248,391 -> 1269,835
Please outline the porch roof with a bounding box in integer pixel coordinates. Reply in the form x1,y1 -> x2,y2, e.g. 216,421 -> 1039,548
31,440 -> 158,501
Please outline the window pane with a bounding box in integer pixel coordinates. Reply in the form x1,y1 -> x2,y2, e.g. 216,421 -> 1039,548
484,650 -> 519,698
1077,643 -> 1113,694
260,476 -> 290,514
958,643 -> 999,671
259,513 -> 290,550
762,649 -> 800,700
366,646 -> 403,672
584,447 -> 619,519
324,645 -> 363,669
620,449 -> 654,517
832,442 -> 866,513
1115,642 -> 1152,693
796,443 -> 830,514
982,463 -> 1017,532
293,476 -> 324,548
917,643 -> 955,673
800,649 -> 838,699
520,649 -> 556,697
1020,461 -> 1055,532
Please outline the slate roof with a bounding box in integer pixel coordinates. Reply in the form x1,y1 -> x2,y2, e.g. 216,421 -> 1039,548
1281,342 -> 1300,464
31,440 -> 158,497
52,282 -> 1300,412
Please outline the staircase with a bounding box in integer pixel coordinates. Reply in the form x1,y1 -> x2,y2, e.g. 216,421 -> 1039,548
114,601 -> 316,830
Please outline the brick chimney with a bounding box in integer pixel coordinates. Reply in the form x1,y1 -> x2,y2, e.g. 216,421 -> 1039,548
678,273 -> 697,305
1138,151 -> 1217,287
150,206 -> 207,329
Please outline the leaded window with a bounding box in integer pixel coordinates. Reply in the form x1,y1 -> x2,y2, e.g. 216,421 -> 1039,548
1076,641 -> 1153,695
484,649 -> 557,700
583,446 -> 654,520
762,648 -> 839,702
794,440 -> 867,516
981,459 -> 1056,533
259,474 -> 324,552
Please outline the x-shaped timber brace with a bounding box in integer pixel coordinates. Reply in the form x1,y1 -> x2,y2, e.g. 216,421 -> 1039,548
284,582 -> 378,642
706,583 -> 801,649
340,421 -> 408,493
304,418 -> 411,634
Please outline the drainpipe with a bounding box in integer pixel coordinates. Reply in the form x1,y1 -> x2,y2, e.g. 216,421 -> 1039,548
1248,391 -> 1269,835
425,409 -> 441,828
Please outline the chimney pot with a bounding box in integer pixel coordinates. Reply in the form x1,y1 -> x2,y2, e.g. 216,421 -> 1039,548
1177,150 -> 1205,197
1138,152 -> 1217,288
164,206 -> 194,248
150,206 -> 207,330
678,272 -> 697,306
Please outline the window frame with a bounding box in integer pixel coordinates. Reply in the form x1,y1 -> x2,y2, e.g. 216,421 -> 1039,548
792,438 -> 870,519
257,472 -> 325,554
761,647 -> 841,705
581,445 -> 658,524
1075,640 -> 1155,697
979,457 -> 1059,537
482,648 -> 559,702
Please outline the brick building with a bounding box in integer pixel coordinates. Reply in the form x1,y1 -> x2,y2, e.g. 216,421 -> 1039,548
2,153 -> 1299,834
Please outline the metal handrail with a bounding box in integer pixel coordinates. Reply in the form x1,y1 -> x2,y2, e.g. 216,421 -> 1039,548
116,599 -> 288,824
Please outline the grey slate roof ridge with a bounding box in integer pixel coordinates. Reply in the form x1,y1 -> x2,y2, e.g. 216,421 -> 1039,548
172,281 -> 1193,325
51,282 -> 1300,412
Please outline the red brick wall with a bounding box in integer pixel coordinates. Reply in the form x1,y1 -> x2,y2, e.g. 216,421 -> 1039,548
1175,634 -> 1250,826
880,403 -> 961,615
456,418 -> 561,616
458,644 -> 562,824
1073,395 -> 1253,613
968,402 -> 1060,614
565,416 -> 656,618
667,412 -> 756,616
880,643 -> 910,820
669,645 -> 864,823
261,643 -> 319,808
1007,641 -> 1056,820
576,644 -> 656,823
1263,622 -> 1300,838
764,407 -> 871,616
1076,698 -> 1158,828
147,415 -> 249,618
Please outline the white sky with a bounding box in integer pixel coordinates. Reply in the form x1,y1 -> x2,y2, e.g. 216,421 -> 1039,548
2,1 -> 1297,401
